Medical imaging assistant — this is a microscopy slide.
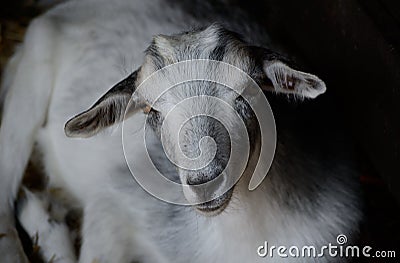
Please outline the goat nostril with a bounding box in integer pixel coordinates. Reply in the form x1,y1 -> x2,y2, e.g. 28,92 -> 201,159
186,177 -> 202,186
186,173 -> 220,186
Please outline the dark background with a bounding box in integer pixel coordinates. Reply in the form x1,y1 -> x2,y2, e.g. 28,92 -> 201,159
238,1 -> 400,259
1,0 -> 399,262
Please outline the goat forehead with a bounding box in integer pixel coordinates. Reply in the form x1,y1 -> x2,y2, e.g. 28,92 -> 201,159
154,79 -> 244,112
137,61 -> 252,108
137,26 -> 257,116
167,82 -> 234,101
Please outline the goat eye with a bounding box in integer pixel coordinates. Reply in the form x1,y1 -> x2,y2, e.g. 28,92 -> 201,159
148,107 -> 161,116
146,108 -> 163,129
235,95 -> 244,104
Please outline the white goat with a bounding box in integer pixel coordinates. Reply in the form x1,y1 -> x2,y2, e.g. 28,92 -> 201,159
0,0 -> 361,262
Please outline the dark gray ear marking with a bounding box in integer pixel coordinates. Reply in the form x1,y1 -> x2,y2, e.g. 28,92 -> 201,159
209,43 -> 226,61
249,46 -> 292,67
208,26 -> 242,61
64,69 -> 140,138
145,41 -> 166,70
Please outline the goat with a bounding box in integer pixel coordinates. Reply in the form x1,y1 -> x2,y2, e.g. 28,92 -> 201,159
0,0 -> 361,262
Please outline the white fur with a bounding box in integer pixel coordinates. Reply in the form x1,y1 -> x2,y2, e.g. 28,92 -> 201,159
18,189 -> 76,263
0,0 -> 360,262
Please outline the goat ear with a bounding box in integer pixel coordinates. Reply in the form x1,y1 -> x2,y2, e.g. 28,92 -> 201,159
261,61 -> 326,98
65,69 -> 143,138
251,47 -> 326,98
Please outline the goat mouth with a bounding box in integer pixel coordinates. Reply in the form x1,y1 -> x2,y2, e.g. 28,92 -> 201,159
195,188 -> 234,216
